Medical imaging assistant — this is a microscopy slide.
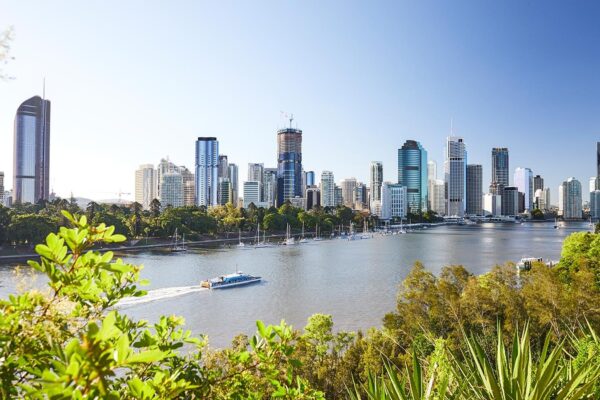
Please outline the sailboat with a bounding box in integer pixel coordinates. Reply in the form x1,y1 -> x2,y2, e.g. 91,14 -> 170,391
283,224 -> 296,245
299,222 -> 308,243
313,224 -> 323,241
237,229 -> 246,247
360,219 -> 371,239
254,224 -> 272,248
170,228 -> 187,252
553,218 -> 559,229
347,222 -> 357,241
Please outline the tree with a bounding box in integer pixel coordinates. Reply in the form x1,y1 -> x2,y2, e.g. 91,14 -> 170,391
6,214 -> 57,245
149,198 -> 161,217
531,208 -> 545,220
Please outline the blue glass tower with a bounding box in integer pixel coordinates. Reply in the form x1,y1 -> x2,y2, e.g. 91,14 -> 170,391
276,124 -> 302,206
13,95 -> 51,204
195,137 -> 219,207
397,140 -> 428,214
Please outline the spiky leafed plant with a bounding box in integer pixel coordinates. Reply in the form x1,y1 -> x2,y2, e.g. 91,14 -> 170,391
456,323 -> 600,400
348,351 -> 461,400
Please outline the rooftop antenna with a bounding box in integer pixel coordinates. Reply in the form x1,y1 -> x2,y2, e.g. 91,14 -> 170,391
42,76 -> 46,99
289,113 -> 294,129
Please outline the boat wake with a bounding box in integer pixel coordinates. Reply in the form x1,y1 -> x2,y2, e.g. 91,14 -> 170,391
117,285 -> 207,308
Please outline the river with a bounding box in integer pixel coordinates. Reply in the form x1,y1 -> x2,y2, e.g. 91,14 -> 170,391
0,222 -> 590,348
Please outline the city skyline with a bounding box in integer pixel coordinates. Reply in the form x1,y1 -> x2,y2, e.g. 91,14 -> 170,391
1,2 -> 599,202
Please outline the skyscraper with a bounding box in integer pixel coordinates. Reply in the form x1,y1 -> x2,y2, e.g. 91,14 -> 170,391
243,181 -> 262,208
369,161 -> 383,203
276,121 -> 302,206
380,183 -> 407,219
134,164 -> 157,209
321,171 -> 335,207
218,155 -> 229,179
398,140 -> 428,214
559,177 -> 582,220
466,164 -> 483,215
160,172 -> 184,208
0,172 -> 4,206
305,171 -> 315,187
195,137 -> 219,207
13,95 -> 51,204
340,178 -> 357,207
514,167 -> 534,212
501,186 -> 519,216
218,178 -> 232,205
181,167 -> 195,206
228,163 -> 239,205
533,175 -> 544,192
490,148 -> 509,194
590,190 -> 600,220
445,137 -> 466,217
431,179 -> 446,216
248,163 -> 264,201
263,168 -> 277,207
597,142 -> 600,178
305,187 -> 321,210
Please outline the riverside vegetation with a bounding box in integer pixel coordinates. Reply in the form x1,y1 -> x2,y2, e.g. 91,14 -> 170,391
0,199 -> 443,247
1,212 -> 600,398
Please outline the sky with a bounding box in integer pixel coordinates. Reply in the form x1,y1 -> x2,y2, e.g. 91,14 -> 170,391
0,1 -> 599,203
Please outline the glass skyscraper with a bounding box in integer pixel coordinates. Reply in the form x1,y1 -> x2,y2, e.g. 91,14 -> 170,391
490,147 -> 509,194
466,164 -> 483,215
398,140 -> 428,214
445,137 -> 467,217
276,124 -> 302,206
13,95 -> 51,204
195,137 -> 219,207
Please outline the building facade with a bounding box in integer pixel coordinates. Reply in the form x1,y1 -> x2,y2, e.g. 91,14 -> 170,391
181,167 -> 195,206
514,167 -> 534,212
134,164 -> 157,209
160,172 -> 184,208
369,161 -> 383,203
13,95 -> 51,204
276,126 -> 303,206
590,190 -> 600,220
445,137 -> 466,217
263,168 -> 277,207
559,177 -> 582,220
305,171 -> 315,187
533,175 -> 544,192
243,181 -> 262,208
340,178 -> 357,207
195,137 -> 219,207
380,183 -> 407,220
466,164 -> 483,215
321,171 -> 335,207
483,193 -> 502,216
353,182 -> 368,210
228,163 -> 239,205
305,186 -> 321,210
0,172 -> 4,206
490,147 -> 509,194
501,186 -> 519,216
218,178 -> 232,205
430,179 -> 445,216
398,140 -> 428,214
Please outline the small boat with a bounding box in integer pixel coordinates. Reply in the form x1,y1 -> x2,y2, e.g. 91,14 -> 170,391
553,218 -> 559,229
313,225 -> 323,241
283,224 -> 296,245
201,271 -> 261,289
516,257 -> 544,271
299,222 -> 308,243
254,225 -> 273,248
237,229 -> 246,247
170,229 -> 187,252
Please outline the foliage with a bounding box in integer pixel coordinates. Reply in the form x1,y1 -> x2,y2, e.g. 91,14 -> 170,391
531,208 -> 545,220
0,212 -> 323,398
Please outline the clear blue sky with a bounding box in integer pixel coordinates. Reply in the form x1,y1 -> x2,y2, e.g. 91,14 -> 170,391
0,1 -> 599,203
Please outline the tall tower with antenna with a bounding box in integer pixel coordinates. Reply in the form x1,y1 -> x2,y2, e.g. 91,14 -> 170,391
276,113 -> 303,206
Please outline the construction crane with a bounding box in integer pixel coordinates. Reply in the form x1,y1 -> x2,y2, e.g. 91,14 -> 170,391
99,190 -> 132,204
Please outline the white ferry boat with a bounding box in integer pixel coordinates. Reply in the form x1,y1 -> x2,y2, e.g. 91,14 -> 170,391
201,271 -> 261,289
516,257 -> 544,271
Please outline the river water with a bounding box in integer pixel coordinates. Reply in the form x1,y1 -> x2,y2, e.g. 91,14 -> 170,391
0,222 -> 590,348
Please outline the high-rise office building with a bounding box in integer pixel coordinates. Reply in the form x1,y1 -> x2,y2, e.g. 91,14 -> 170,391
533,175 -> 544,192
431,179 -> 445,216
466,164 -> 483,215
320,171 -> 335,207
380,183 -> 408,219
134,164 -> 157,209
218,178 -> 232,205
445,137 -> 467,217
228,163 -> 239,204
590,177 -> 600,193
427,160 -> 436,211
559,177 -> 582,220
13,95 -> 51,204
501,186 -> 519,216
590,190 -> 600,220
369,161 -> 383,203
597,142 -> 600,178
263,168 -> 277,207
160,172 -> 184,208
514,167 -> 534,212
398,140 -> 428,214
248,163 -> 264,183
305,171 -> 315,187
181,167 -> 195,206
334,185 -> 343,206
276,122 -> 302,206
243,181 -> 262,208
195,137 -> 219,207
156,158 -> 179,198
483,193 -> 502,216
353,182 -> 368,210
340,178 -> 357,207
490,148 -> 509,194
534,188 -> 550,211
305,186 -> 321,210
218,156 -> 229,179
